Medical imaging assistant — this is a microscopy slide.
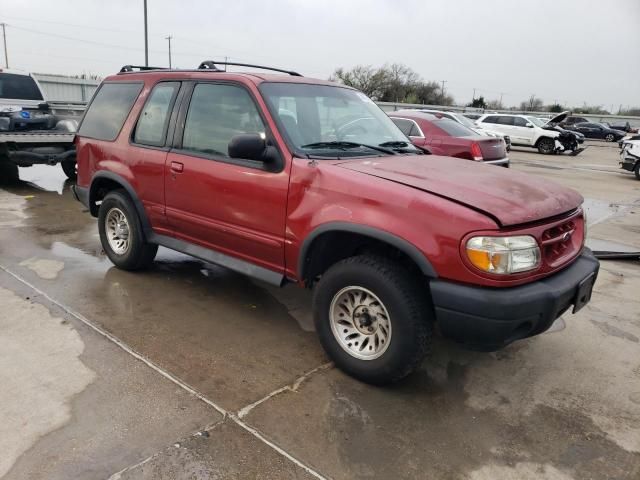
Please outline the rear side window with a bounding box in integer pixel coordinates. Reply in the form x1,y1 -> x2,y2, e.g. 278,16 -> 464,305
409,122 -> 422,137
181,83 -> 265,158
434,119 -> 476,137
390,118 -> 414,136
79,83 -> 143,141
134,82 -> 179,146
0,73 -> 43,100
497,116 -> 515,126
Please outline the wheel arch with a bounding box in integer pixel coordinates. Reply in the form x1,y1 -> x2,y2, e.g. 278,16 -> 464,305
89,171 -> 152,237
298,222 -> 437,285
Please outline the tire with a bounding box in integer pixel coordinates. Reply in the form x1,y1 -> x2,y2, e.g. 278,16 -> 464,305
313,255 -> 432,385
635,163 -> 640,181
61,160 -> 77,180
98,190 -> 157,270
605,133 -> 615,142
536,137 -> 555,154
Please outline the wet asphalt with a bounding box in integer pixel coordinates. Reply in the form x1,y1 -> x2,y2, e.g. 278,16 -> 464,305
0,142 -> 639,479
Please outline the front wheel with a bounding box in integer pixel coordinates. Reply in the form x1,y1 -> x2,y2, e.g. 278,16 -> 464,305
536,137 -> 555,154
605,133 -> 615,142
635,163 -> 640,180
313,255 -> 432,384
98,190 -> 157,270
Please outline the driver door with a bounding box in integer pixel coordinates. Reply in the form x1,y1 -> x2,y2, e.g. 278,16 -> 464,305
164,81 -> 289,273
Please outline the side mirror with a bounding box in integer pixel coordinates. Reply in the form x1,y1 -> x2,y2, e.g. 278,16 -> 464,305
228,133 -> 282,168
228,133 -> 267,161
525,122 -> 534,128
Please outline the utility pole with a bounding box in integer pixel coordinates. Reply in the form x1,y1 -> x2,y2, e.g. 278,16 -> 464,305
472,88 -> 476,103
1,23 -> 8,68
143,0 -> 149,66
165,35 -> 172,68
499,92 -> 504,107
440,80 -> 447,104
224,55 -> 228,72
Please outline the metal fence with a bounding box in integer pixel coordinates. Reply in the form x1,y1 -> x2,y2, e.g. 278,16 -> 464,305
377,102 -> 640,128
32,73 -> 101,103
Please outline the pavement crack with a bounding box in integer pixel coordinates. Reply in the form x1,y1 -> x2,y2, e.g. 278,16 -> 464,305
236,362 -> 333,419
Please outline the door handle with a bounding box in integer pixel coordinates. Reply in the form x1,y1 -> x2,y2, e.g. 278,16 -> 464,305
170,161 -> 184,173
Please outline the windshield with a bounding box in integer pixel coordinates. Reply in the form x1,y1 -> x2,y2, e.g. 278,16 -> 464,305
451,113 -> 477,128
527,116 -> 546,127
260,83 -> 420,157
0,73 -> 44,101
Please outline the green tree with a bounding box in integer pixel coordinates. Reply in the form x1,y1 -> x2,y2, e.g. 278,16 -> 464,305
468,96 -> 487,109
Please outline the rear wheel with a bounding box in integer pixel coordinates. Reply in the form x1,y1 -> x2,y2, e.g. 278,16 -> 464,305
605,133 -> 615,142
313,255 -> 432,384
61,160 -> 77,180
98,190 -> 157,270
536,137 -> 555,154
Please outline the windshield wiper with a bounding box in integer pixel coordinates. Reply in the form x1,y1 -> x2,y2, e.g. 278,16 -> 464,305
378,141 -> 423,154
300,141 -> 397,155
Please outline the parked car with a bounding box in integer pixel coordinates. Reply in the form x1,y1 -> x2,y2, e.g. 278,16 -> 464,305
565,122 -> 626,142
531,111 -> 586,155
603,121 -> 638,133
414,109 -> 511,151
476,113 -> 561,154
389,110 -> 509,166
559,116 -> 590,128
620,138 -> 640,179
73,61 -> 599,385
462,112 -> 482,121
0,70 -> 80,179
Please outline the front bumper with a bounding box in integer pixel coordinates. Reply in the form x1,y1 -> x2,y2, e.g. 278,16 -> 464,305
430,249 -> 599,351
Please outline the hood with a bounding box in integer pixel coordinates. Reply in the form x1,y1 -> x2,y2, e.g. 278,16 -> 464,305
335,155 -> 582,227
546,111 -> 569,126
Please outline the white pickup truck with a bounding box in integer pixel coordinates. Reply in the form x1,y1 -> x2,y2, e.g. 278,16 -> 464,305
0,70 -> 85,179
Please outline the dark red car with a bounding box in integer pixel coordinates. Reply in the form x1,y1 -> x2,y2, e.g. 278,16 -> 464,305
72,62 -> 598,384
389,110 -> 509,167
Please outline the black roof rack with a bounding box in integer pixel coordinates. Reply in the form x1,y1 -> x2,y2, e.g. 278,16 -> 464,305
119,65 -> 167,73
197,60 -> 302,77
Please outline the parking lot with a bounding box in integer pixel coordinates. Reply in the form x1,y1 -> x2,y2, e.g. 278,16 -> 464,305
1,142 -> 639,479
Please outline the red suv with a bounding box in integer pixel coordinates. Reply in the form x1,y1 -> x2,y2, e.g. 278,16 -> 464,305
72,62 -> 599,384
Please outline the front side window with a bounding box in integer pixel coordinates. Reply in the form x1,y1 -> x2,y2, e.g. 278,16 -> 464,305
182,83 -> 265,157
513,117 -> 529,127
482,115 -> 499,124
134,82 -> 179,146
260,82 -> 420,157
79,83 -> 143,141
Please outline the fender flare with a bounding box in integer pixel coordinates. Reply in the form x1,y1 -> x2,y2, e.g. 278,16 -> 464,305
89,171 -> 152,237
298,222 -> 438,280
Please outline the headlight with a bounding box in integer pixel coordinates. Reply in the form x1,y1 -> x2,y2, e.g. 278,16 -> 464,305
466,235 -> 540,274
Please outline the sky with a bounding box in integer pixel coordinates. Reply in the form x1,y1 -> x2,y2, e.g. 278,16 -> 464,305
1,0 -> 639,109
